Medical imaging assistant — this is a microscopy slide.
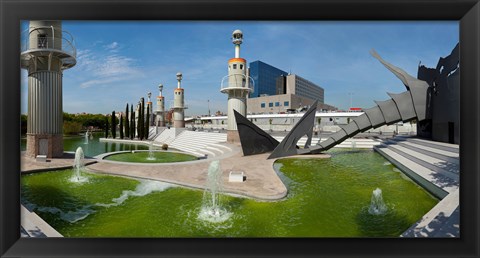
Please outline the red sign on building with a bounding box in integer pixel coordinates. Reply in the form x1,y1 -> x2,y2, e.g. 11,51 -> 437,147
349,107 -> 362,111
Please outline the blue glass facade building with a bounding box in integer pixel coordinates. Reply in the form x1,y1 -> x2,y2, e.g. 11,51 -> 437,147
249,60 -> 288,98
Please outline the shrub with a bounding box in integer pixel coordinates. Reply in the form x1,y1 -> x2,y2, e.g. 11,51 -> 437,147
64,121 -> 82,135
161,144 -> 168,150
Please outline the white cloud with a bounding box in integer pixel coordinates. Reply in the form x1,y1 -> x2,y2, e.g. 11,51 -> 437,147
105,41 -> 119,52
74,46 -> 144,89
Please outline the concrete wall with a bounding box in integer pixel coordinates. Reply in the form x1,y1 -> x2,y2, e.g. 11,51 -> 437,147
286,74 -> 325,104
247,94 -> 335,114
417,44 -> 459,144
190,116 -> 416,135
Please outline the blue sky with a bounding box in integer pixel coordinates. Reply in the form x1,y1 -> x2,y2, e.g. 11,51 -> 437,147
21,21 -> 458,115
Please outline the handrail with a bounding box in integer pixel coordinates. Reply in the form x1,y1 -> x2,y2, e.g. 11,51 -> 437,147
21,28 -> 76,59
220,74 -> 254,93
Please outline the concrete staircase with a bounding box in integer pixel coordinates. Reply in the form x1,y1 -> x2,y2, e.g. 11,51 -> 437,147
272,136 -> 381,149
151,129 -> 230,158
169,131 -> 228,157
153,128 -> 177,145
148,127 -> 165,141
374,136 -> 459,237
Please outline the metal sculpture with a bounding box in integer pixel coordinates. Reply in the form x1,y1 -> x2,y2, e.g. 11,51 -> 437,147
267,100 -> 318,159
234,110 -> 279,156
307,49 -> 431,155
235,49 -> 438,159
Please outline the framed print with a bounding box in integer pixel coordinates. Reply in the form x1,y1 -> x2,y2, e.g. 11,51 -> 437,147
1,0 -> 479,257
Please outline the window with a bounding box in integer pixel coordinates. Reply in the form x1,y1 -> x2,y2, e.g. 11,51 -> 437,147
275,102 -> 280,107
233,64 -> 237,69
240,64 -> 243,69
260,103 -> 265,108
284,101 -> 289,106
269,102 -> 273,107
37,34 -> 47,48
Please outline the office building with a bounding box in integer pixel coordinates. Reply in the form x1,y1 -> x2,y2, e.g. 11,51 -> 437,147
249,60 -> 288,98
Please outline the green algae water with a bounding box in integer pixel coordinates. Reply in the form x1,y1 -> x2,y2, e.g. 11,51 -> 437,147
21,149 -> 438,237
104,151 -> 198,163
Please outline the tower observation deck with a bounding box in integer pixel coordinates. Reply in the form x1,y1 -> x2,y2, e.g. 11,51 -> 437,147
173,72 -> 187,128
220,29 -> 254,143
20,21 -> 77,158
156,84 -> 166,127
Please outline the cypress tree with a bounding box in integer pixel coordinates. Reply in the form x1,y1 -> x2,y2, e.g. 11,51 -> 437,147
111,111 -> 116,139
145,104 -> 150,139
105,116 -> 109,138
119,114 -> 124,139
140,98 -> 145,140
125,103 -> 129,139
137,102 -> 142,140
130,104 -> 135,139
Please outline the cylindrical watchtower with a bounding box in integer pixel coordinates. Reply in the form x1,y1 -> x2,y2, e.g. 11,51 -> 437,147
173,72 -> 186,128
147,92 -> 153,126
156,84 -> 165,127
20,21 -> 77,158
220,29 -> 254,143
135,101 -> 141,137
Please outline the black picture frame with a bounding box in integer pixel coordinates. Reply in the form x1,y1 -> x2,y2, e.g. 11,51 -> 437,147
1,0 -> 479,257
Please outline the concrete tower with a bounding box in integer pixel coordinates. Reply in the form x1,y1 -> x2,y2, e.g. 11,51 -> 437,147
173,72 -> 186,128
135,101 -> 140,137
156,84 -> 165,127
20,21 -> 77,158
220,29 -> 253,143
147,92 -> 153,126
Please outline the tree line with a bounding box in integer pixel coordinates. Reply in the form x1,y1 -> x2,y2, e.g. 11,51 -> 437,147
21,113 -> 113,135
104,100 -> 152,140
21,101 -> 152,140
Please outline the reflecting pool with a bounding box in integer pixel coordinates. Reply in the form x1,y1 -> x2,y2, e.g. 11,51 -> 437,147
21,149 -> 438,237
21,133 -> 149,157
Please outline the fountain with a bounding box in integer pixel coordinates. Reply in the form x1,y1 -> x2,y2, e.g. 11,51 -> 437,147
198,160 -> 231,223
70,147 -> 89,183
368,188 -> 388,215
21,149 -> 440,237
84,130 -> 89,144
146,141 -> 156,161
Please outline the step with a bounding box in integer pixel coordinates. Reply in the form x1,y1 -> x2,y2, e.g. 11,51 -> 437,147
183,137 -> 225,143
176,148 -> 204,157
401,137 -> 459,153
209,143 -> 232,151
171,142 -> 212,153
384,143 -> 459,178
172,139 -> 218,146
170,145 -> 205,156
387,139 -> 459,165
205,146 -> 224,155
195,148 -> 217,157
205,146 -> 225,155
170,144 -> 215,155
374,146 -> 456,198
401,189 -> 459,237
176,134 -> 226,141
433,206 -> 460,237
